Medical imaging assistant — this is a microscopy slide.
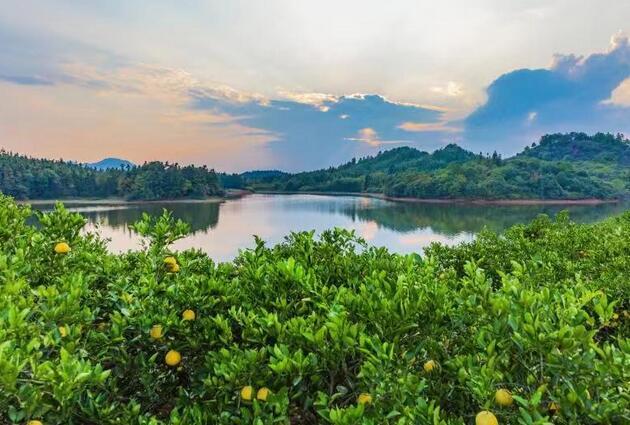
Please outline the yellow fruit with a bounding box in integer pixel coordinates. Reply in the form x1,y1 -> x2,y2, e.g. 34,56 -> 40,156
58,326 -> 67,338
54,242 -> 71,254
182,309 -> 196,321
167,263 -> 180,273
357,393 -> 373,405
548,402 -> 560,414
257,387 -> 270,401
28,420 -> 43,425
150,324 -> 163,339
495,389 -> 513,407
165,350 -> 181,366
164,256 -> 177,266
612,313 -> 619,320
240,385 -> 253,401
475,410 -> 498,425
423,360 -> 437,372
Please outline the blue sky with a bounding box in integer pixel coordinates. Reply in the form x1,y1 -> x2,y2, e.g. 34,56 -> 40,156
0,1 -> 629,171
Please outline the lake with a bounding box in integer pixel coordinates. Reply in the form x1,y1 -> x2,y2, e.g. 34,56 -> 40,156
31,194 -> 629,262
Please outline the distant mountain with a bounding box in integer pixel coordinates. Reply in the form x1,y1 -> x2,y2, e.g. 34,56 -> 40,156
245,133 -> 630,200
87,157 -> 135,170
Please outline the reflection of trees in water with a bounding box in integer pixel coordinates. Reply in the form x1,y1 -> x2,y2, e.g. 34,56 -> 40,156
241,195 -> 630,236
34,202 -> 221,235
85,203 -> 221,234
339,200 -> 630,235
30,196 -> 629,239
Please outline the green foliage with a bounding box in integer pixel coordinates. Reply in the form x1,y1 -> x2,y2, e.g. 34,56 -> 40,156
248,133 -> 630,200
0,195 -> 628,424
519,132 -> 630,164
0,151 -> 222,200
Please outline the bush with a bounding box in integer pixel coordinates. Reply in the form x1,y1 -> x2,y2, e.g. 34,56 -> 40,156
0,195 -> 628,424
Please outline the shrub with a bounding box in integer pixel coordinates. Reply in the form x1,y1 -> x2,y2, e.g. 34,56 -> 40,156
0,195 -> 628,424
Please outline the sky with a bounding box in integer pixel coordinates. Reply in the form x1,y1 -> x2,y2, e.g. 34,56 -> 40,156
1,0 -> 629,172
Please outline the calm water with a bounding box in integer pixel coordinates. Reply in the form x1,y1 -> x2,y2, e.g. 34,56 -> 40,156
32,194 -> 628,262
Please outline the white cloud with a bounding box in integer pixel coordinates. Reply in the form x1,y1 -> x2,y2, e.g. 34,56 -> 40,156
398,121 -> 461,133
430,81 -> 464,97
57,62 -> 268,106
526,111 -> 538,123
277,90 -> 338,107
345,128 -> 409,147
606,78 -> 630,106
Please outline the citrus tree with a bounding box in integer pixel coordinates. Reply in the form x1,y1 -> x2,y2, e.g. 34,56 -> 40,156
0,195 -> 628,424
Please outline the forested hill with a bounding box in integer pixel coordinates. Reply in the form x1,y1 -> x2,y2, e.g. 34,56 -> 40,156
0,151 -> 222,200
518,133 -> 630,165
246,132 -> 630,200
2,132 -> 628,201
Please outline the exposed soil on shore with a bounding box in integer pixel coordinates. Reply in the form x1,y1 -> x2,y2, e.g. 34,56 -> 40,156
253,190 -> 620,205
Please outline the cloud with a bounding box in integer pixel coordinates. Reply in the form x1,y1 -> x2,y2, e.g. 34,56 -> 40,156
607,77 -> 630,106
277,91 -> 338,109
191,92 -> 448,170
3,14 -> 629,171
0,32 -> 449,171
345,127 -> 410,147
463,33 -> 630,154
398,121 -> 461,133
430,81 -> 464,97
0,74 -> 53,86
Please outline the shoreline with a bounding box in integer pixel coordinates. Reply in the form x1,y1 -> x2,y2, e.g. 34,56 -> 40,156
18,197 -> 225,206
14,189 -> 621,206
252,190 -> 620,205
16,189 -> 252,206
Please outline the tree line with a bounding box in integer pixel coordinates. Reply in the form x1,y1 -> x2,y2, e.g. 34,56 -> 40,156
0,151 -> 222,200
2,132 -> 628,201
246,133 -> 630,200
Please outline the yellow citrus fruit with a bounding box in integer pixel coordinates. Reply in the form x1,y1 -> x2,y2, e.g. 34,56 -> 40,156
612,313 -> 619,320
164,256 -> 177,265
548,401 -> 560,414
495,389 -> 513,406
27,420 -> 43,425
240,385 -> 253,401
423,360 -> 437,372
167,263 -> 180,273
150,324 -> 163,339
58,326 -> 67,338
475,410 -> 498,425
357,393 -> 373,405
256,387 -> 270,401
165,350 -> 181,366
182,309 -> 196,321
54,242 -> 71,254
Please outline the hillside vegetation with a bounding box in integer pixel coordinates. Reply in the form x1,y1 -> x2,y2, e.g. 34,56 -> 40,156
0,152 -> 222,200
2,132 -> 628,201
247,133 -> 630,200
0,195 -> 628,424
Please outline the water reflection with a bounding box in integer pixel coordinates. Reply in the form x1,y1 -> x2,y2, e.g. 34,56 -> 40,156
37,202 -> 220,234
30,195 -> 628,262
337,199 -> 630,235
